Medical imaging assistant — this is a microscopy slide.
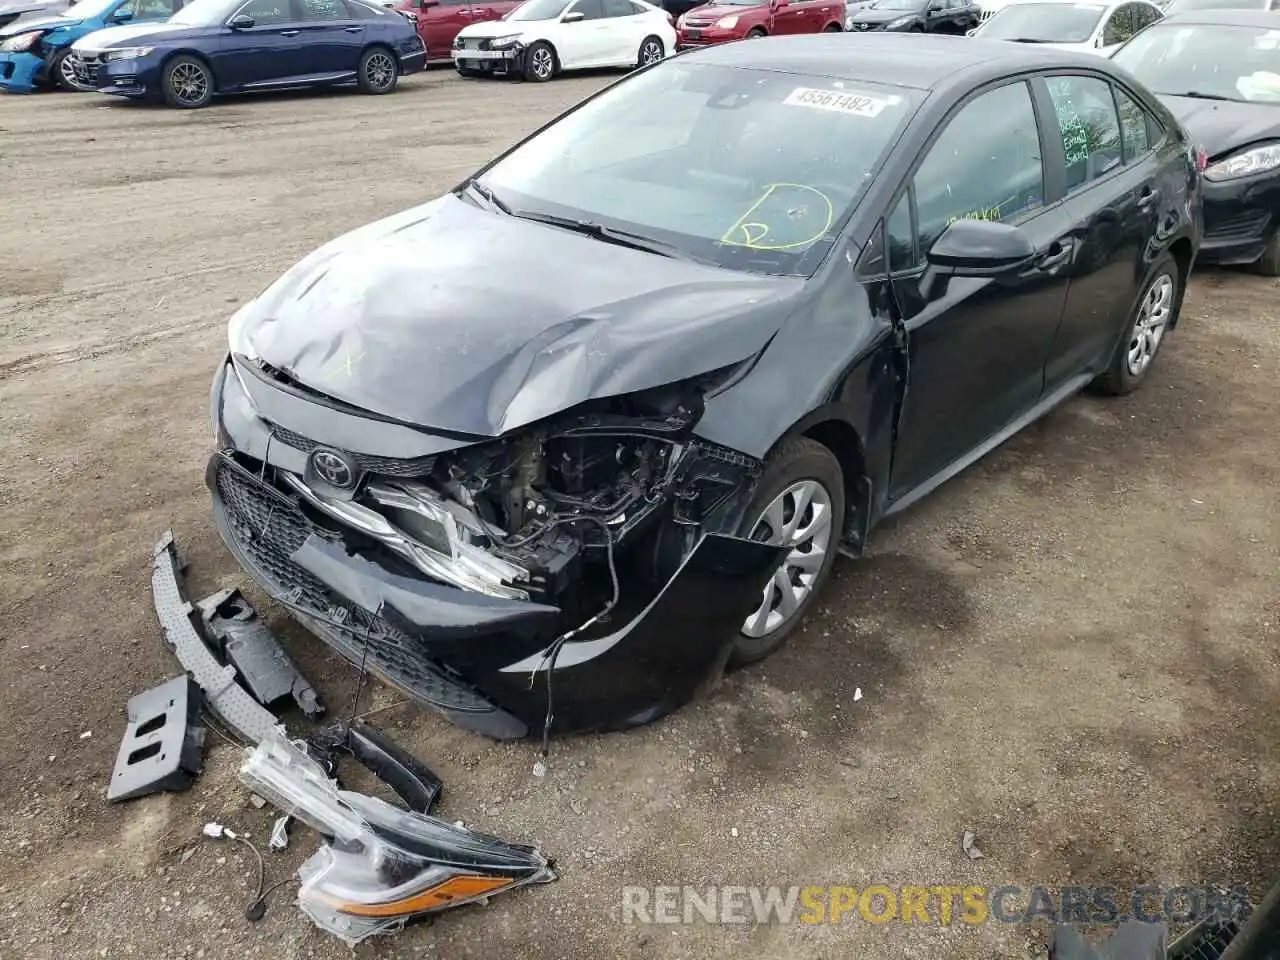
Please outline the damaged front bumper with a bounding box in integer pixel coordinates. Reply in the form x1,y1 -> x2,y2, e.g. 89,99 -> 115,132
209,357 -> 783,739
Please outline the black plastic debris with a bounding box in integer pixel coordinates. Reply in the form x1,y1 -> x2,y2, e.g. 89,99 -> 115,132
152,530 -> 279,744
196,588 -> 324,718
1050,920 -> 1168,960
107,676 -> 206,802
309,719 -> 443,814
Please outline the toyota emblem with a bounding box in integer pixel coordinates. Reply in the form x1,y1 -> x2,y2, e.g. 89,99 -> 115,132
310,448 -> 357,489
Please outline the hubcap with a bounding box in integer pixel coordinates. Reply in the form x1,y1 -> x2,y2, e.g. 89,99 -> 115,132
641,40 -> 662,63
1126,272 -> 1173,377
60,56 -> 79,88
741,479 -> 833,639
171,62 -> 207,104
532,47 -> 552,77
367,52 -> 394,89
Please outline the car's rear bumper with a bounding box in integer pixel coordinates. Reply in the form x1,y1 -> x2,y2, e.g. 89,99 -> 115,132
0,51 -> 46,92
399,46 -> 426,75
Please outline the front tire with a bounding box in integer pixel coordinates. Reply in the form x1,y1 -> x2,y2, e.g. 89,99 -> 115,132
522,40 -> 556,81
358,46 -> 398,94
161,55 -> 213,109
730,437 -> 844,666
48,48 -> 81,91
636,34 -> 664,68
1094,253 -> 1180,395
746,26 -> 767,37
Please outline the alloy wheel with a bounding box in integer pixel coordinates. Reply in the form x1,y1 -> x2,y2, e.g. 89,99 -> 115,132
366,51 -> 395,90
741,479 -> 833,638
170,62 -> 208,106
640,39 -> 662,64
59,55 -> 82,90
1126,273 -> 1173,377
531,46 -> 553,79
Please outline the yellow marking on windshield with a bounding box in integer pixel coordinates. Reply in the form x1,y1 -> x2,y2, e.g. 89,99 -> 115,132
720,183 -> 835,251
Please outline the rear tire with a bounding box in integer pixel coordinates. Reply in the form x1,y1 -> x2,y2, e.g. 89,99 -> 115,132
1251,232 -> 1280,276
161,55 -> 213,109
357,46 -> 398,94
522,40 -> 556,81
1093,252 -> 1180,395
729,437 -> 844,667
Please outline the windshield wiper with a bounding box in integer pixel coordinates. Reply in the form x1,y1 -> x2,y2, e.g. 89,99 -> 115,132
462,179 -> 512,215
1007,37 -> 1051,42
510,210 -> 700,262
1166,90 -> 1233,101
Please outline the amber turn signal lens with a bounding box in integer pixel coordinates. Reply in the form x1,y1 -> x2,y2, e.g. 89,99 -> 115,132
309,874 -> 514,918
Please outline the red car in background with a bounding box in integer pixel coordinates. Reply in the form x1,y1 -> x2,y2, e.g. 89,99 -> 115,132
396,0 -> 522,61
675,0 -> 844,45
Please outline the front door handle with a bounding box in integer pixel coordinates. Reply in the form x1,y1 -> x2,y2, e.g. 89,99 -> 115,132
1137,186 -> 1161,210
344,24 -> 361,30
279,28 -> 299,35
1035,241 -> 1072,272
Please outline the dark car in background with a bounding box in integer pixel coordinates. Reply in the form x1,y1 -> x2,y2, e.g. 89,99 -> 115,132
68,0 -> 425,107
675,0 -> 844,47
845,0 -> 977,31
208,34 -> 1200,742
1112,10 -> 1280,272
393,0 -> 519,62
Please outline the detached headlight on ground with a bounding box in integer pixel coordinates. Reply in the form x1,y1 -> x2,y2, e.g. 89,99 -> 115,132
105,46 -> 154,60
1204,143 -> 1280,182
1,30 -> 44,52
715,15 -> 738,27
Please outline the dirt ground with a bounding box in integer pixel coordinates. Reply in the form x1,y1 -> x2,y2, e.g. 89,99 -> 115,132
1,69 -> 1278,960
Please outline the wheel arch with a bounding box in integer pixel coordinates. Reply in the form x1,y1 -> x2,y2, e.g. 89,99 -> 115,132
1167,236 -> 1193,329
362,40 -> 399,73
526,35 -> 561,70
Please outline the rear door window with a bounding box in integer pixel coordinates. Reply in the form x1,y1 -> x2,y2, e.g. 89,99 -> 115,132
1045,75 -> 1123,191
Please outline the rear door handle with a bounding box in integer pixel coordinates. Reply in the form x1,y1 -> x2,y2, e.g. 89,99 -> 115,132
279,28 -> 299,35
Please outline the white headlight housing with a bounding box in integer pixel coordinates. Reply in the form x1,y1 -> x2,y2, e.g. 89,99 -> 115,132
715,14 -> 738,26
1204,143 -> 1280,182
488,34 -> 522,48
886,15 -> 912,26
105,45 -> 155,59
0,30 -> 44,52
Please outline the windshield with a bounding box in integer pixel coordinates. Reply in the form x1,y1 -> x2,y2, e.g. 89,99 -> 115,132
475,64 -> 918,277
506,0 -> 571,19
978,1 -> 1106,40
62,0 -> 121,18
870,0 -> 922,10
169,0 -> 240,23
1162,0 -> 1268,11
1113,23 -> 1280,102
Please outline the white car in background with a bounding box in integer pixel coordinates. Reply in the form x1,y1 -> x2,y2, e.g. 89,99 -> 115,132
453,0 -> 676,82
970,0 -> 1163,52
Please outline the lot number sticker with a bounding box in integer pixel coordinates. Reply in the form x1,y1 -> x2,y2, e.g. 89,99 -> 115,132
783,87 -> 897,117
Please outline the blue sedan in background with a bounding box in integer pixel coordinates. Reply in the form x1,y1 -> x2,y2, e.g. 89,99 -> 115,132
68,0 -> 424,107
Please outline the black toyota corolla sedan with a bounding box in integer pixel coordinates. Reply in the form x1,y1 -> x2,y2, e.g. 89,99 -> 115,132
209,34 -> 1202,741
1112,10 -> 1280,273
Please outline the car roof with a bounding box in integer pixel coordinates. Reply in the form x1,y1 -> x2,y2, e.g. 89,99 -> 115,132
993,0 -> 1152,11
679,33 -> 1121,90
1159,7 -> 1280,25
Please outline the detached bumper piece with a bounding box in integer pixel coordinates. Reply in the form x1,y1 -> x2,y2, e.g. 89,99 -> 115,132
106,676 -> 205,802
240,729 -> 556,946
196,588 -> 324,719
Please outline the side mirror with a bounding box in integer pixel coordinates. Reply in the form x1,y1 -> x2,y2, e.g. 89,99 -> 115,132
228,12 -> 254,25
562,8 -> 584,19
926,219 -> 1035,275
111,8 -> 134,19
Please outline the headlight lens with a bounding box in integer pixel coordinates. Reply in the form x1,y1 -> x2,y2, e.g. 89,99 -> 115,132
676,13 -> 685,25
886,15 -> 912,26
1204,143 -> 1280,182
0,30 -> 44,52
715,14 -> 738,26
845,15 -> 853,26
105,45 -> 154,59
489,34 -> 522,48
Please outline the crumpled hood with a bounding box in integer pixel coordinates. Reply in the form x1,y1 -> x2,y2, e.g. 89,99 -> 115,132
458,18 -> 536,37
73,21 -> 202,49
238,194 -> 802,438
1161,94 -> 1280,159
0,12 -> 72,33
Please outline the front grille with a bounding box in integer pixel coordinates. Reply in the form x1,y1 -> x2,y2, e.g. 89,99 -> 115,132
684,17 -> 711,25
72,54 -> 103,86
213,457 -> 495,714
1205,209 -> 1270,243
1168,919 -> 1242,960
269,424 -> 437,478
